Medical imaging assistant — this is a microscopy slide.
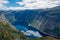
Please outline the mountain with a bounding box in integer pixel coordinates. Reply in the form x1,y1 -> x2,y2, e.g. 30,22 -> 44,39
3,10 -> 49,38
30,6 -> 60,38
0,6 -> 60,40
2,6 -> 60,38
0,13 -> 26,40
0,14 -> 58,40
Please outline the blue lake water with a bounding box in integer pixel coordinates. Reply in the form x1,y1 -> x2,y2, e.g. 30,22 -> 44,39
15,25 -> 27,31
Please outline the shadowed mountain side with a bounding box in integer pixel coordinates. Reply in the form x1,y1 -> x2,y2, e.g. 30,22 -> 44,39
0,6 -> 60,39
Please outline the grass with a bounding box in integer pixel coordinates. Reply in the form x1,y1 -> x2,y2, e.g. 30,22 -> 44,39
0,21 -> 59,40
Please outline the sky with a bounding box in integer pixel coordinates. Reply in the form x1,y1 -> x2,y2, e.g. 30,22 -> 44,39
0,0 -> 60,10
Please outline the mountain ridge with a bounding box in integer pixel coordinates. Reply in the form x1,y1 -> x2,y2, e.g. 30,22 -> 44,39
0,6 -> 60,39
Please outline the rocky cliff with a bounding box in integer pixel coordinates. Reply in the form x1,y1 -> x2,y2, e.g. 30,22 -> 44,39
0,13 -> 26,40
0,6 -> 60,40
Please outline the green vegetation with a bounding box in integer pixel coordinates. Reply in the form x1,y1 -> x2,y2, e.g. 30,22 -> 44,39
21,36 -> 58,40
0,22 -> 26,40
0,22 -> 59,40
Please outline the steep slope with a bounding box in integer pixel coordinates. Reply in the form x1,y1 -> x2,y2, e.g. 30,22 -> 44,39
0,6 -> 60,39
0,13 -> 26,40
30,6 -> 60,38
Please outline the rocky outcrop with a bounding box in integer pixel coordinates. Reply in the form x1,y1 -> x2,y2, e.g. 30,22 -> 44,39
0,13 -> 27,40
30,6 -> 60,38
0,13 -> 7,22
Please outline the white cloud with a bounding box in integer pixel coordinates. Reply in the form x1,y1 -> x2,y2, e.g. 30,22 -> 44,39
0,1 -> 9,4
0,0 -> 9,4
0,0 -> 9,10
6,7 -> 26,10
16,0 -> 60,9
0,0 -> 60,10
21,30 -> 42,37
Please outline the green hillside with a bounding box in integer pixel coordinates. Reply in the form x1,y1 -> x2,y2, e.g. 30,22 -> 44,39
0,21 -> 26,40
0,21 -> 59,40
27,36 -> 59,40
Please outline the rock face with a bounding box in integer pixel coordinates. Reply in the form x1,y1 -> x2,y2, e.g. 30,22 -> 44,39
0,13 -> 7,22
30,6 -> 60,38
0,6 -> 60,39
0,13 -> 27,40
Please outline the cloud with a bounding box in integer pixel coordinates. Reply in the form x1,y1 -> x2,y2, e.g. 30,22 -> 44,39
16,0 -> 60,9
0,0 -> 60,10
0,1 -> 9,4
6,7 -> 26,10
21,30 -> 42,37
0,0 -> 9,10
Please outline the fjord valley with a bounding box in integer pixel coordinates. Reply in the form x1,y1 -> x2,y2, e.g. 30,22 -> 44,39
0,6 -> 60,40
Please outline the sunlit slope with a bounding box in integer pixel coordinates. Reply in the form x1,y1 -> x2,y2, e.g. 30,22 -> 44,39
0,13 -> 26,40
